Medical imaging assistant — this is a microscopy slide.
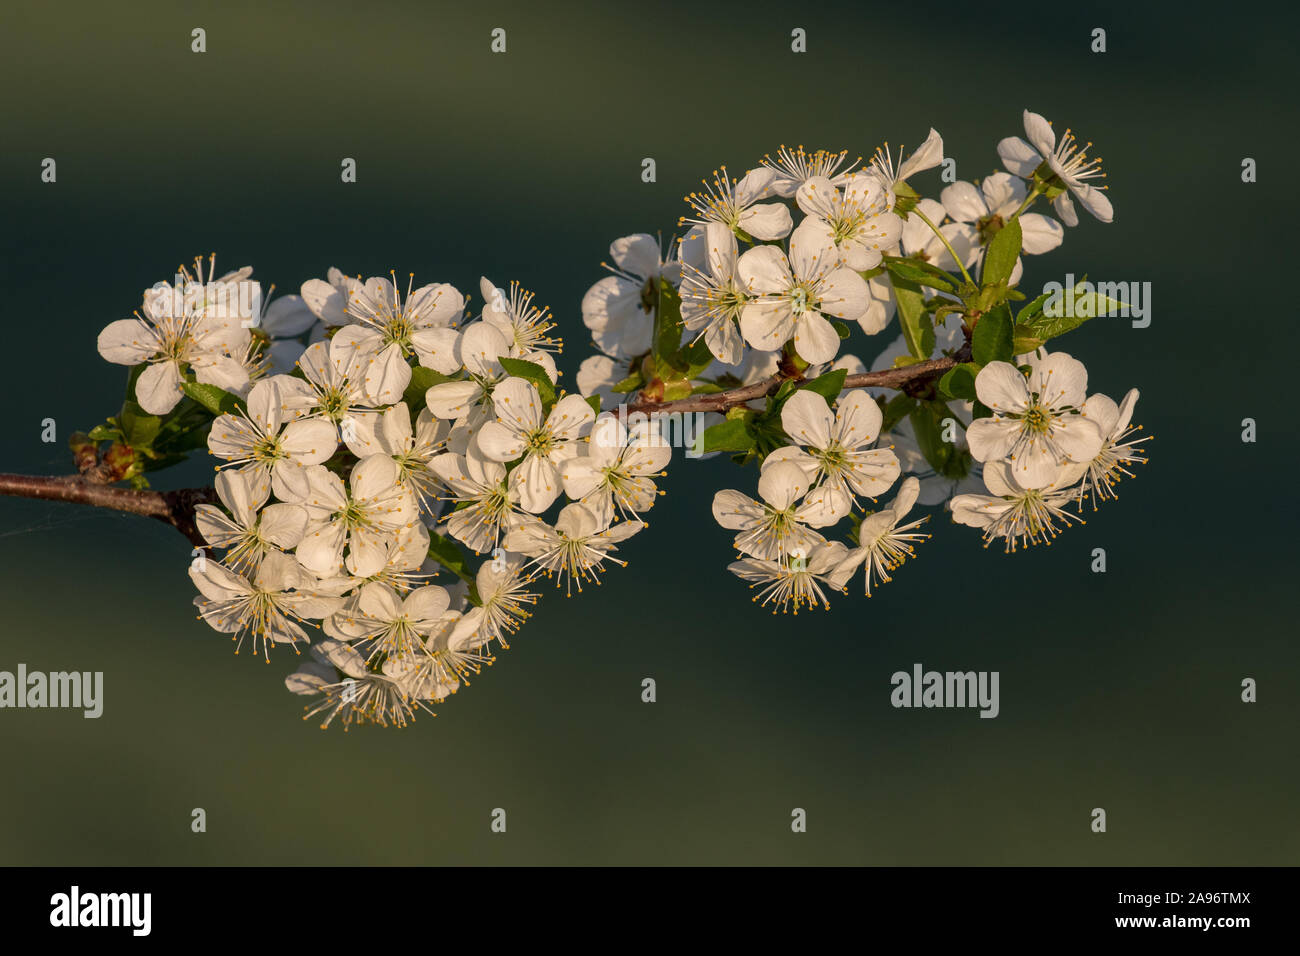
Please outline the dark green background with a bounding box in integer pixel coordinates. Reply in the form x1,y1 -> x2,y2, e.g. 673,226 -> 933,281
0,0 -> 1295,864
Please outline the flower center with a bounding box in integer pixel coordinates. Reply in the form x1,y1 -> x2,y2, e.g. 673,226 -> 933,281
336,499 -> 370,529
321,387 -> 349,421
817,443 -> 848,476
790,284 -> 814,315
1022,402 -> 1051,435
382,315 -> 414,350
524,428 -> 555,457
252,435 -> 285,463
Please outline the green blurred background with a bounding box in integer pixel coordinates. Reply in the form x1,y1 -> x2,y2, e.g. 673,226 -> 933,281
0,0 -> 1295,865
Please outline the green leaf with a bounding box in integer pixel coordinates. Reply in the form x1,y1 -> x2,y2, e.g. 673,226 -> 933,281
1016,291 -> 1053,325
584,394 -> 602,417
938,362 -> 981,401
889,274 -> 935,360
698,418 -> 756,455
680,336 -> 716,379
799,368 -> 847,403
403,365 -> 457,409
883,255 -> 958,293
831,320 -> 851,340
426,532 -> 482,604
972,304 -> 1014,365
180,381 -> 245,417
498,356 -> 556,407
610,372 -> 643,394
662,380 -> 692,401
981,217 -> 1021,289
119,365 -> 163,450
653,279 -> 684,369
908,402 -> 958,474
1011,328 -> 1046,355
1021,281 -> 1130,341
120,409 -> 162,449
880,393 -> 916,433
87,422 -> 122,443
769,380 -> 800,407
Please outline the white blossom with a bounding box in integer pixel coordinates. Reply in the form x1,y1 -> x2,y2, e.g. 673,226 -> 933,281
712,460 -> 827,562
997,110 -> 1112,226
966,351 -> 1103,489
207,378 -> 339,500
475,378 -> 596,513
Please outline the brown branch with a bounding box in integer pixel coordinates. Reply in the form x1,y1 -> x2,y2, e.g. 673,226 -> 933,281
2,346 -> 966,543
0,473 -> 216,547
624,351 -> 966,416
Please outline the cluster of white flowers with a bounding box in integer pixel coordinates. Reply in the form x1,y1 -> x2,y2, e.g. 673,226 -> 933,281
713,391 -> 929,612
85,107 -> 1148,723
97,263 -> 668,729
951,356 -> 1146,551
575,109 -> 1145,613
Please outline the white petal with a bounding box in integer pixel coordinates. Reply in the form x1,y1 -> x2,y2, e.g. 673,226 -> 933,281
997,136 -> 1040,178
974,362 -> 1030,413
134,360 -> 184,415
792,311 -> 841,365
940,181 -> 987,223
1022,110 -> 1057,159
97,318 -> 157,365
781,390 -> 834,449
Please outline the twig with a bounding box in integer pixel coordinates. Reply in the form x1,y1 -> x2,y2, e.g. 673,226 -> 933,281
0,473 -> 216,547
624,352 -> 964,415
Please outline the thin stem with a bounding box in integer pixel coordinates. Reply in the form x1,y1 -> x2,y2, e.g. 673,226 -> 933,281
913,207 -> 975,285
1010,183 -> 1046,221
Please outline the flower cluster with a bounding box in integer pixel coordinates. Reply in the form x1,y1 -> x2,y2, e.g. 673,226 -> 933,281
577,109 -> 1147,612
96,265 -> 668,728
81,107 -> 1150,725
951,359 -> 1147,551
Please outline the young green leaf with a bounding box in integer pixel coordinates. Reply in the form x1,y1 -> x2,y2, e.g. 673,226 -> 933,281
980,217 -> 1021,289
972,304 -> 1014,365
1016,291 -> 1052,324
938,362 -> 981,401
798,367 -> 847,402
426,533 -> 483,604
498,356 -> 556,407
180,381 -> 246,417
908,402 -> 957,473
880,393 -> 916,433
883,255 -> 959,293
653,279 -> 684,370
118,365 -> 163,450
403,365 -> 457,409
698,418 -> 756,454
611,372 -> 644,394
1011,328 -> 1045,355
889,274 -> 935,360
